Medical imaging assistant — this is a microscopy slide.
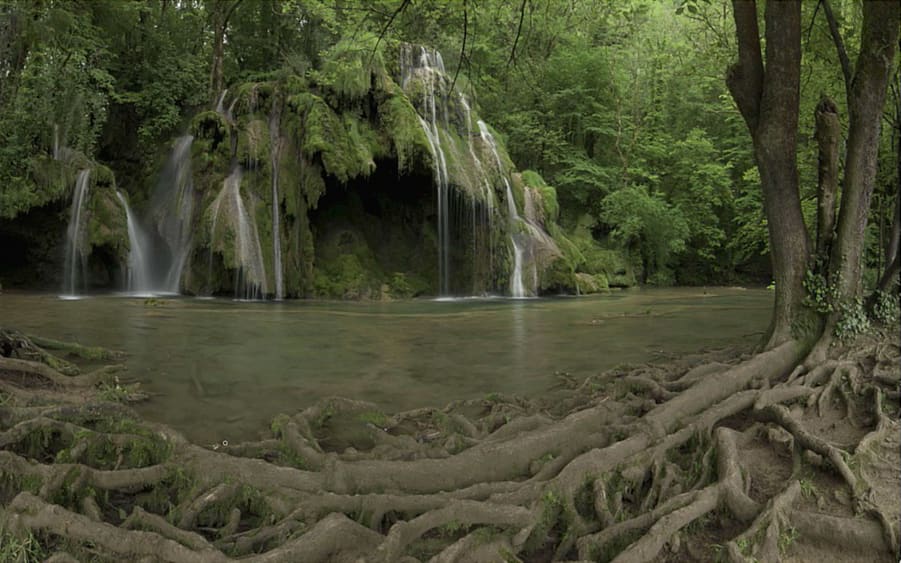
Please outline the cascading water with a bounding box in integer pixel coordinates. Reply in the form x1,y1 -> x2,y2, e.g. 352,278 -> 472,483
477,121 -> 529,298
115,191 -> 154,294
62,169 -> 92,297
523,188 -> 541,291
209,167 -> 269,300
401,45 -> 452,295
151,135 -> 195,293
506,185 -> 527,298
460,93 -> 495,288
269,107 -> 284,300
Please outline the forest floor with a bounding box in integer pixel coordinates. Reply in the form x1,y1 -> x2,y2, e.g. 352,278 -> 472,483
0,323 -> 898,562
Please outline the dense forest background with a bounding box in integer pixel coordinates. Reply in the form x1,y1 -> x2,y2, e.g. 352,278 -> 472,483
0,0 -> 898,289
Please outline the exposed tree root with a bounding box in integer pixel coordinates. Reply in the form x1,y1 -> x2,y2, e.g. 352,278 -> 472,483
1,328 -> 898,562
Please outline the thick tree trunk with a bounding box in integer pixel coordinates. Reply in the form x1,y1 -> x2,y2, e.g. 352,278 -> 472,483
815,97 -> 840,260
728,0 -> 811,348
209,21 -> 226,108
823,1 -> 900,334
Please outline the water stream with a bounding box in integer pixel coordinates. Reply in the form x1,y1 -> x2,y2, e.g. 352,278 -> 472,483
62,169 -> 91,297
2,288 -> 772,443
152,135 -> 195,293
209,167 -> 269,300
402,45 -> 452,296
269,107 -> 284,300
478,121 -> 528,297
116,192 -> 154,294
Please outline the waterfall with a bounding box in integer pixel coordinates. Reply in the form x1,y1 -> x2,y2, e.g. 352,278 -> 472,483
401,45 -> 452,296
209,167 -> 269,300
215,89 -> 228,115
115,191 -> 154,294
477,121 -> 529,298
460,93 -> 495,288
269,107 -> 284,300
62,170 -> 91,296
151,135 -> 195,293
506,186 -> 527,298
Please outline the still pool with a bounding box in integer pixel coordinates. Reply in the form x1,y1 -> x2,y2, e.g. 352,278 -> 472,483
0,288 -> 772,443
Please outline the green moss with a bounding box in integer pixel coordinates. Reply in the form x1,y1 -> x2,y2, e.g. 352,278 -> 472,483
357,410 -> 390,427
190,111 -> 232,160
378,93 -> 431,174
231,82 -> 276,117
288,92 -> 375,182
55,423 -> 170,470
314,253 -> 371,299
310,33 -> 390,104
236,119 -> 270,169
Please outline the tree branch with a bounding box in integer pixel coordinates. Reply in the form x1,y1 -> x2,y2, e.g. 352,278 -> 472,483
821,0 -> 852,102
508,0 -> 527,67
727,0 -> 764,133
449,0 -> 468,93
370,0 -> 410,67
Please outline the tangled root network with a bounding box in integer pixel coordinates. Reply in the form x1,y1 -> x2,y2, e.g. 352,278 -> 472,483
0,326 -> 898,562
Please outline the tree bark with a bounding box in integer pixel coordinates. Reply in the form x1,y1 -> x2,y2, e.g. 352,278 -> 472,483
815,97 -> 840,260
208,0 -> 243,108
728,0 -> 811,348
826,1 -> 900,314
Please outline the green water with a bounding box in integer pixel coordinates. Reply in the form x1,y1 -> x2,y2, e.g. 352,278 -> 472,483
0,288 -> 772,444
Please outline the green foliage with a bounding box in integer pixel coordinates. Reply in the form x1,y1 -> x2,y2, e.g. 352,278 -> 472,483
0,526 -> 45,563
357,410 -> 389,427
378,92 -> 432,174
834,298 -> 871,341
778,526 -> 800,555
803,269 -> 841,314
310,32 -> 389,104
871,290 -> 900,325
799,478 -> 817,498
289,93 -> 376,182
601,185 -> 688,279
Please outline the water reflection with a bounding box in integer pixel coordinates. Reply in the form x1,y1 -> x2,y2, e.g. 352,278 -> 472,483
0,288 -> 772,442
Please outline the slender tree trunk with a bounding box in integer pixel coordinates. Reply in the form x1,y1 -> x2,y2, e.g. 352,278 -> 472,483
728,0 -> 812,349
823,1 -> 900,336
208,0 -> 243,108
887,197 -> 900,269
886,72 -> 901,269
874,254 -> 899,295
209,19 -> 226,107
815,97 -> 840,260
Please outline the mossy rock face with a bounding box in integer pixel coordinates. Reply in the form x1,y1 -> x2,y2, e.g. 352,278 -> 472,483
232,82 -> 276,118
236,119 -> 270,169
86,167 -> 129,268
313,229 -> 382,299
191,111 -> 231,157
378,93 -> 432,174
574,272 -> 610,294
172,46 -> 573,299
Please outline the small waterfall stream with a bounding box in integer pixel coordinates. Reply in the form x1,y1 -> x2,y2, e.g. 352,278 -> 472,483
151,135 -> 195,293
477,121 -> 528,298
269,107 -> 284,300
401,45 -> 452,295
62,169 -> 92,297
460,93 -> 495,287
209,167 -> 269,300
115,191 -> 154,294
